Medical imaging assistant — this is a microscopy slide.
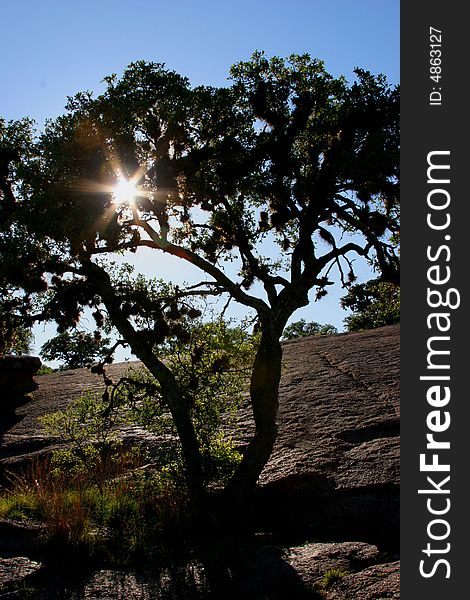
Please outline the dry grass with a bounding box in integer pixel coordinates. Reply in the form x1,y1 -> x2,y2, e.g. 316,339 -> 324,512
0,453 -> 191,560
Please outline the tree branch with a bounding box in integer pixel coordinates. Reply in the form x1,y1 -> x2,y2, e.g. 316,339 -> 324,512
219,197 -> 280,306
125,218 -> 271,316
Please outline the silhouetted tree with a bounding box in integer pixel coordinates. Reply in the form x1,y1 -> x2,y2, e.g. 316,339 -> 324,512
0,53 -> 399,506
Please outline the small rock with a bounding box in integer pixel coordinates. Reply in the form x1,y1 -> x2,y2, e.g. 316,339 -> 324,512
0,556 -> 42,589
287,541 -> 380,587
0,519 -> 44,553
326,560 -> 400,599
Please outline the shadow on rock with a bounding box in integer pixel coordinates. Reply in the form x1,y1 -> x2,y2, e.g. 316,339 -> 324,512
254,473 -> 399,552
11,539 -> 322,600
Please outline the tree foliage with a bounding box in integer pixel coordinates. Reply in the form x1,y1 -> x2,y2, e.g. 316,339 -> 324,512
41,319 -> 255,486
0,118 -> 36,355
341,278 -> 400,331
40,331 -> 112,370
0,53 -> 399,506
0,315 -> 32,355
281,319 -> 337,340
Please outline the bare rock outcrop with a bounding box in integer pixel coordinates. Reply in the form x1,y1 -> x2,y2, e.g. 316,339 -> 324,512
327,560 -> 400,599
251,325 -> 400,551
0,355 -> 41,409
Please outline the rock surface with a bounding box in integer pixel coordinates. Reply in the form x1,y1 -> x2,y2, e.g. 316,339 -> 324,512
327,560 -> 400,599
0,556 -> 42,590
0,325 -> 400,598
0,540 -> 397,599
0,355 -> 42,410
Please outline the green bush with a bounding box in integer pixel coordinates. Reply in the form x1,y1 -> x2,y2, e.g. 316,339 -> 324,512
39,389 -> 128,479
37,364 -> 55,375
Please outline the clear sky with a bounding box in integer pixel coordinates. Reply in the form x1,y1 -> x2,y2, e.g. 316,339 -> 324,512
1,0 -> 399,357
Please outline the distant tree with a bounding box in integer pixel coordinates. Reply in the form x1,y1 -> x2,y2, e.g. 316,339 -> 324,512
341,278 -> 400,331
40,331 -> 112,370
0,53 -> 399,507
282,319 -> 337,340
0,312 -> 33,355
36,364 -> 54,375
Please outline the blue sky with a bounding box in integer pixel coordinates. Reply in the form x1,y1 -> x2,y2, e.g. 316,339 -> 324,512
1,0 -> 399,356
2,1 -> 399,125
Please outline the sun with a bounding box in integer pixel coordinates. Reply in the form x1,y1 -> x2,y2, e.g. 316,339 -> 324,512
113,176 -> 138,205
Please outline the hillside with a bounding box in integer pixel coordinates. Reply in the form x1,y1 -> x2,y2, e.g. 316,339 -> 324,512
0,325 -> 400,599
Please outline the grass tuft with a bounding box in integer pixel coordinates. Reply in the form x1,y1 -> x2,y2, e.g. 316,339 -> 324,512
318,568 -> 350,590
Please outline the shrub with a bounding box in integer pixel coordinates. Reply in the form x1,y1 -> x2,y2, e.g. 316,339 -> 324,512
39,389 -> 129,480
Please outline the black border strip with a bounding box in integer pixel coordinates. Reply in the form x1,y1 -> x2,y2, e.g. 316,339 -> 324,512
401,2 -> 468,596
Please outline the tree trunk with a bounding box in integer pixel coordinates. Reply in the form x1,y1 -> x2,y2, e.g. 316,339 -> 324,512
116,328 -> 206,505
145,358 -> 206,505
225,328 -> 283,504
82,261 -> 205,504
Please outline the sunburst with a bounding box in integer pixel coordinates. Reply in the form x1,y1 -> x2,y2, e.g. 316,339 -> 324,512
113,175 -> 139,205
